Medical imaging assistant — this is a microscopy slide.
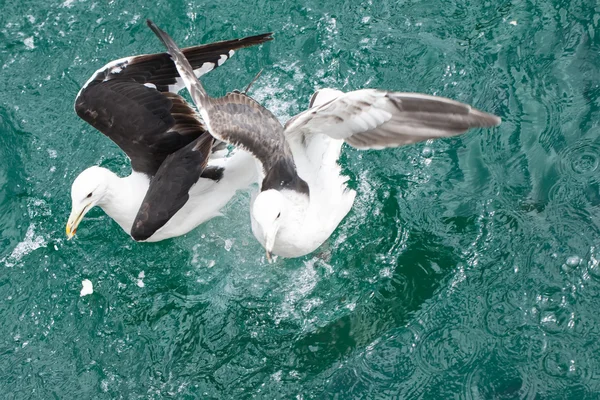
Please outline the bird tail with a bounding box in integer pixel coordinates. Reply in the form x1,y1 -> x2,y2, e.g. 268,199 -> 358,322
147,19 -> 209,106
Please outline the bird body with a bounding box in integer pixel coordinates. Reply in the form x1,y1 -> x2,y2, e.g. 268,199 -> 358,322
75,150 -> 256,242
251,92 -> 357,257
67,30 -> 272,241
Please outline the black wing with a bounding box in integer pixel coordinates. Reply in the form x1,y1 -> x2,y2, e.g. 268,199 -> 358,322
78,32 -> 273,93
130,133 -> 214,241
76,82 -> 207,176
75,31 -> 273,176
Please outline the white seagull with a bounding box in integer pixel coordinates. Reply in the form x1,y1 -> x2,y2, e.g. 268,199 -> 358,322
148,20 -> 501,258
66,30 -> 272,242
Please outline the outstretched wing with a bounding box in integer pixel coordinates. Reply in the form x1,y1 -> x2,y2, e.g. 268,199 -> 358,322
76,83 -> 208,176
75,31 -> 273,176
78,32 -> 273,95
284,89 -> 501,149
147,20 -> 308,194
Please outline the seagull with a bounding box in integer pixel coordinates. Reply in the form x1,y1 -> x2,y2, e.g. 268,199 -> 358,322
66,30 -> 272,242
147,20 -> 501,258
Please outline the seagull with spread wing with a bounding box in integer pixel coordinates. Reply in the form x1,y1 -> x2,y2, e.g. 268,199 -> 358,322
66,29 -> 272,242
147,20 -> 501,258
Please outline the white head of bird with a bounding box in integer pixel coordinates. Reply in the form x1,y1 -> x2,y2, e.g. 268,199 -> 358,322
252,189 -> 287,261
66,166 -> 111,239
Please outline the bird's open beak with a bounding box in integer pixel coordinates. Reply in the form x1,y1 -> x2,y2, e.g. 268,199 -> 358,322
66,204 -> 90,240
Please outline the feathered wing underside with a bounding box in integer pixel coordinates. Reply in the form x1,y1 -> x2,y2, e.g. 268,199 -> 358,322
130,133 -> 214,241
284,89 -> 501,150
75,81 -> 207,176
147,20 -> 308,194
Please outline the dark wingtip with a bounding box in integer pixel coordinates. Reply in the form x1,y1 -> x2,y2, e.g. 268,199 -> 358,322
146,19 -> 170,49
130,226 -> 153,242
146,19 -> 158,32
228,32 -> 273,49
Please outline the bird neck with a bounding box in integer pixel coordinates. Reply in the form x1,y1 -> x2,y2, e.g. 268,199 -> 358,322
98,170 -> 150,234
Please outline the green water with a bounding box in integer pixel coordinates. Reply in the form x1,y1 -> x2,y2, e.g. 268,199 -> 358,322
1,0 -> 600,398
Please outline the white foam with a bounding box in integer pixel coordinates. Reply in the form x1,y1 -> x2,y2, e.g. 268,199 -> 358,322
274,260 -> 318,324
24,37 -> 34,50
252,75 -> 298,123
80,279 -> 93,296
136,271 -> 145,288
4,224 -> 46,267
62,0 -> 75,7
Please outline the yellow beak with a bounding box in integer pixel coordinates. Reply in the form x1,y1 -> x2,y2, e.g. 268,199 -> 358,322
66,204 -> 89,240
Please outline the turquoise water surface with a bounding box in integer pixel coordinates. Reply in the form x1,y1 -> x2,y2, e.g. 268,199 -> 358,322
2,0 -> 600,398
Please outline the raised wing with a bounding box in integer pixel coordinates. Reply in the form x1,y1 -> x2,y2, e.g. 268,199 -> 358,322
78,32 -> 273,94
147,20 -> 308,194
75,30 -> 272,176
203,93 -> 307,192
284,89 -> 501,149
76,82 -> 208,176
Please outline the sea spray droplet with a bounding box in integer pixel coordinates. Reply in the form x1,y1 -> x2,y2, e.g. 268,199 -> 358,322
421,146 -> 433,158
80,279 -> 93,297
566,256 -> 581,267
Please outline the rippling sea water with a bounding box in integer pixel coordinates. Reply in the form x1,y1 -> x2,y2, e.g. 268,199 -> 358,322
1,0 -> 600,398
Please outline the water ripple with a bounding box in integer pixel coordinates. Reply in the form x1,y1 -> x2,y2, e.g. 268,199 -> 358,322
415,326 -> 482,373
557,138 -> 600,185
465,359 -> 537,400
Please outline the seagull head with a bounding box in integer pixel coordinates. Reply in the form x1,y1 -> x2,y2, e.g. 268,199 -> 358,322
66,166 -> 110,240
253,189 -> 286,261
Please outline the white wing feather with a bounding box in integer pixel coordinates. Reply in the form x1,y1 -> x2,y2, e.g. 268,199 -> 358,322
284,89 -> 501,150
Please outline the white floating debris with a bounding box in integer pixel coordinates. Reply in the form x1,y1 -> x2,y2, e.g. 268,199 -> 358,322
80,279 -> 93,296
136,271 -> 145,288
24,37 -> 34,50
509,20 -> 517,25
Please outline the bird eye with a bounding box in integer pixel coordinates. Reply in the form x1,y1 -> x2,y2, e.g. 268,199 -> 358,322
86,192 -> 92,198
276,212 -> 281,218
